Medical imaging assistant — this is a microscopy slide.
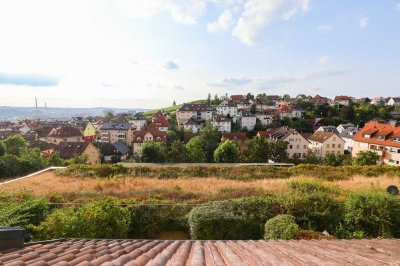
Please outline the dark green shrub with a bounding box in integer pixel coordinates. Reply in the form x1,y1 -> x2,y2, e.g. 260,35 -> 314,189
0,198 -> 49,227
129,204 -> 193,238
264,214 -> 300,240
33,198 -> 131,240
278,191 -> 342,233
344,192 -> 400,238
187,197 -> 280,240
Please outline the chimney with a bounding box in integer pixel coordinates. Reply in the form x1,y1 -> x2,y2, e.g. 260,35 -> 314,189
0,227 -> 25,250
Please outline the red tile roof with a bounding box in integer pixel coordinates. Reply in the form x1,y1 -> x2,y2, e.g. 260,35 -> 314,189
353,121 -> 400,148
1,239 -> 400,265
150,116 -> 169,128
308,131 -> 341,143
230,95 -> 245,101
48,126 -> 82,138
132,127 -> 166,143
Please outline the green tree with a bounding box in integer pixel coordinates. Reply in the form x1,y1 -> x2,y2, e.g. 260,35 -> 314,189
199,121 -> 220,162
353,151 -> 379,166
140,142 -> 166,163
3,135 -> 26,156
186,136 -> 206,163
269,140 -> 289,163
0,141 -> 5,157
214,140 -> 240,163
264,214 -> 300,240
303,150 -> 319,164
103,109 -> 115,118
250,104 -> 257,114
47,151 -> 65,166
172,100 -> 176,106
323,153 -> 348,166
207,93 -> 212,106
241,136 -> 269,163
165,140 -> 187,163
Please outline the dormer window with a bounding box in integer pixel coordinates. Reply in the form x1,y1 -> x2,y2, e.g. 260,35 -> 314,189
394,137 -> 400,143
363,134 -> 371,139
376,135 -> 386,141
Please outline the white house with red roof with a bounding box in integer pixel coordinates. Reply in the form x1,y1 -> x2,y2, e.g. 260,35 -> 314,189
132,127 -> 166,154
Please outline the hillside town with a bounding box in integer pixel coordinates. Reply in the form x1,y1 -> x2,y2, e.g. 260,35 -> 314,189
1,93 -> 400,166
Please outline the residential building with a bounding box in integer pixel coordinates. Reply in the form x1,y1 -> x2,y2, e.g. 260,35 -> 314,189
99,122 -> 136,144
334,95 -> 353,107
259,127 -> 310,158
183,119 -> 202,133
129,113 -> 147,130
132,127 -> 166,154
337,123 -> 358,153
230,95 -> 245,101
313,95 -> 331,105
371,96 -> 386,105
216,101 -> 238,117
45,126 -> 83,145
239,111 -> 256,130
352,120 -> 400,166
55,142 -> 101,165
256,111 -> 275,127
221,132 -> 247,142
277,106 -> 303,119
150,115 -> 169,132
176,103 -> 214,125
387,97 -> 400,106
83,122 -> 96,141
308,131 -> 345,159
316,125 -> 339,134
103,140 -> 130,162
211,115 -> 231,132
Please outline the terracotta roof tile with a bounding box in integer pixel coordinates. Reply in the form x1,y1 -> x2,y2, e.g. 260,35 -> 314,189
2,238 -> 400,265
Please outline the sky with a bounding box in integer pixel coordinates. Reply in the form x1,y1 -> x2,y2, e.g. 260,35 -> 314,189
0,0 -> 399,109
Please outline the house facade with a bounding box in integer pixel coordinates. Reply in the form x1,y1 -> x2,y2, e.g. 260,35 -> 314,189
176,103 -> 214,125
99,122 -> 136,144
308,131 -> 345,159
132,127 -> 166,154
211,115 -> 231,132
352,120 -> 400,166
216,101 -> 238,117
45,126 -> 83,145
387,97 -> 400,106
239,111 -> 256,130
56,142 -> 101,165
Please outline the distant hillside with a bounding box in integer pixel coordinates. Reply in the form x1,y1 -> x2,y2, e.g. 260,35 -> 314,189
143,100 -> 206,117
0,106 -> 148,120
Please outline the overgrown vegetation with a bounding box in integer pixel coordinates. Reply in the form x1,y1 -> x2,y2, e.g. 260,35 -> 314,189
264,214 -> 300,240
56,163 -> 400,181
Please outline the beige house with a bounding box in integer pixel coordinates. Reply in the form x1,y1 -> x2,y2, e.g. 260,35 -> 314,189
258,127 -> 310,158
132,127 -> 166,154
352,120 -> 400,166
55,142 -> 101,165
99,122 -> 136,145
45,126 -> 83,145
308,131 -> 345,159
176,103 -> 214,125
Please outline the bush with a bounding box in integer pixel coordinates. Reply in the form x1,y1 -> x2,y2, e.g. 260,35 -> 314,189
264,214 -> 300,240
214,141 -> 240,163
0,198 -> 49,227
288,179 -> 340,195
187,197 -> 280,240
344,192 -> 400,238
129,204 -> 193,238
33,198 -> 131,240
278,191 -> 342,233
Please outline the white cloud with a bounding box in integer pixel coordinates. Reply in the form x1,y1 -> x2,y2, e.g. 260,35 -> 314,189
207,9 -> 234,32
207,76 -> 252,87
396,3 -> 400,11
318,25 -> 333,32
359,16 -> 369,29
232,0 -> 310,45
112,0 -> 208,24
161,60 -> 179,70
318,56 -> 330,65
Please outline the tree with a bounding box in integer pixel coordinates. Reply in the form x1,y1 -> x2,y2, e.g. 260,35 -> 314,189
241,136 -> 269,163
340,106 -> 355,121
214,141 -> 240,163
186,136 -> 206,163
283,94 -> 291,101
3,135 -> 26,156
246,93 -> 254,100
172,100 -> 176,106
303,150 -> 319,164
353,151 -> 379,166
47,151 -> 65,167
269,140 -> 288,163
199,121 -> 220,162
0,141 -> 5,157
103,110 -> 115,118
165,140 -> 187,163
207,93 -> 212,106
250,104 -> 257,114
140,142 -> 166,163
322,153 -> 349,166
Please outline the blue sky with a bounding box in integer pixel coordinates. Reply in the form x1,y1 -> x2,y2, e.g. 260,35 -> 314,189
0,0 -> 399,108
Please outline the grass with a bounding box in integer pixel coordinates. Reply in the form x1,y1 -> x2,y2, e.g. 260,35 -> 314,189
142,99 -> 207,118
1,171 -> 399,203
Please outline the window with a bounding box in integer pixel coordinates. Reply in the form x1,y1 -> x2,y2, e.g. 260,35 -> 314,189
304,145 -> 307,149
332,144 -> 336,148
363,134 -> 371,139
327,144 -> 330,148
296,145 -> 300,149
289,145 -> 293,149
338,144 -> 341,148
393,137 -> 400,143
376,136 -> 385,141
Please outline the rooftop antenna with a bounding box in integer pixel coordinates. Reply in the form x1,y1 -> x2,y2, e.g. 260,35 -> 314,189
35,97 -> 39,116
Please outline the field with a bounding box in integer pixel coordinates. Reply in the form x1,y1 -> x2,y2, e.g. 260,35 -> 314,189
1,170 -> 399,203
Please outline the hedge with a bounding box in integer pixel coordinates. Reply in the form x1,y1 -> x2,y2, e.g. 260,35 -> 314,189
264,214 -> 300,240
56,164 -> 400,181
